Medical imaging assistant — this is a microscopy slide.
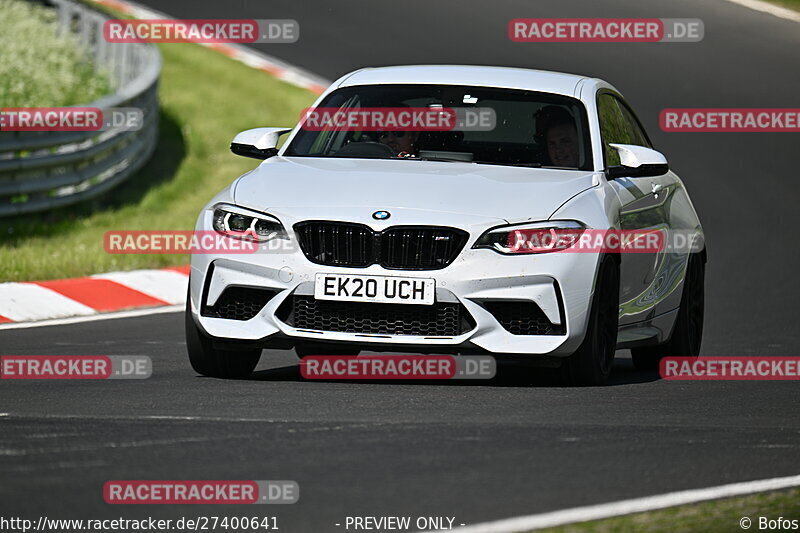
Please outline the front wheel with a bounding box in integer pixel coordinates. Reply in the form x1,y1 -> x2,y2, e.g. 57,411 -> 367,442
562,256 -> 620,386
185,297 -> 262,379
631,252 -> 705,371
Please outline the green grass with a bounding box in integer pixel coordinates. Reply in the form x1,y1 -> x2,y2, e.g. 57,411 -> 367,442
764,0 -> 800,11
0,0 -> 111,107
0,40 -> 315,281
536,488 -> 800,533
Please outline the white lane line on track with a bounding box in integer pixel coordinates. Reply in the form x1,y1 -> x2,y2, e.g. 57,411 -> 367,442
0,413 -> 286,423
434,473 -> 800,532
0,459 -> 109,473
0,304 -> 182,330
0,436 -> 227,457
722,0 -> 800,21
1,414 -> 396,432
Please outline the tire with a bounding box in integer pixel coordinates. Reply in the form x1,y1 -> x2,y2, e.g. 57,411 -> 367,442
631,252 -> 705,371
185,296 -> 262,379
562,256 -> 620,386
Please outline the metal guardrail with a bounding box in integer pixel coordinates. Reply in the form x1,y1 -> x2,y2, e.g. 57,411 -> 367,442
0,0 -> 161,216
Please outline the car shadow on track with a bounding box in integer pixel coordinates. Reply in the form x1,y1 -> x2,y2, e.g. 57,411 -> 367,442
247,351 -> 661,388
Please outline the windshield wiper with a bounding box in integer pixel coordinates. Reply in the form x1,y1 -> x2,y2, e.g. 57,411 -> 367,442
413,155 -> 471,163
414,150 -> 474,163
473,160 -> 543,168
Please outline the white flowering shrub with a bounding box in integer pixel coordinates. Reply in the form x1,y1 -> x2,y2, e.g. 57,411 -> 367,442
0,0 -> 112,107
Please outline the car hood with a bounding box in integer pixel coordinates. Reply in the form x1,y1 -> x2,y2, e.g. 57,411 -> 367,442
233,156 -> 598,223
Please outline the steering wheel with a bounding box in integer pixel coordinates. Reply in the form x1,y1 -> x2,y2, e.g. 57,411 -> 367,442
334,141 -> 396,158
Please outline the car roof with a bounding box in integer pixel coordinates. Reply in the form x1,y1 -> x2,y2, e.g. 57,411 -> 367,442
336,65 -> 590,98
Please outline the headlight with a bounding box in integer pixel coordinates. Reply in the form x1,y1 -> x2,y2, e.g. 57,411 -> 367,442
473,220 -> 586,254
212,204 -> 287,242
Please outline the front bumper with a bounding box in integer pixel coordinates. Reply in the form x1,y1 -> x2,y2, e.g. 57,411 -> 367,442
189,231 -> 601,357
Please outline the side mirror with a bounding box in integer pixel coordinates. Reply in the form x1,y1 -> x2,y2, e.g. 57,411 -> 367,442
606,144 -> 669,179
230,127 -> 293,159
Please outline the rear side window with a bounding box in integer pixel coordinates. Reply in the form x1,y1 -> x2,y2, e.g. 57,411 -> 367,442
597,93 -> 652,166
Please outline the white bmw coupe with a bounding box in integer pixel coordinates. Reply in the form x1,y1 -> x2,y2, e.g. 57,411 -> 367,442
186,65 -> 705,385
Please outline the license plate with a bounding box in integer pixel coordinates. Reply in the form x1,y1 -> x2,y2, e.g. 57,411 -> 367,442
314,273 -> 435,305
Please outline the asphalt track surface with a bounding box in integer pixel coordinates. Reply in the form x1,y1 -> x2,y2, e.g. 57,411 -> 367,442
1,0 -> 799,531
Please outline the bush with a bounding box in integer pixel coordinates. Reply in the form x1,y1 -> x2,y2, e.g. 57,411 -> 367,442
0,0 -> 111,107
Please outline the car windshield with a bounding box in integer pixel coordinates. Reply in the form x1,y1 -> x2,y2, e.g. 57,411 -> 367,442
284,84 -> 593,170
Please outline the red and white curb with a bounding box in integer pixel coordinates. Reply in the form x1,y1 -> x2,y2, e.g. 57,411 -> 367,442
89,0 -> 331,94
0,266 -> 189,326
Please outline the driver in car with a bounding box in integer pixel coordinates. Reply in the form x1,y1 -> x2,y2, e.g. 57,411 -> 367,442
535,106 -> 580,168
377,129 -> 420,157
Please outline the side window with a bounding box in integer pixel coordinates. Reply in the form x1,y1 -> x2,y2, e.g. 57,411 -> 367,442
597,94 -> 629,166
616,99 -> 651,149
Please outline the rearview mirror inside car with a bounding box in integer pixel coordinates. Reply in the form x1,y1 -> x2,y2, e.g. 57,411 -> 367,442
230,127 -> 293,159
606,143 -> 669,179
